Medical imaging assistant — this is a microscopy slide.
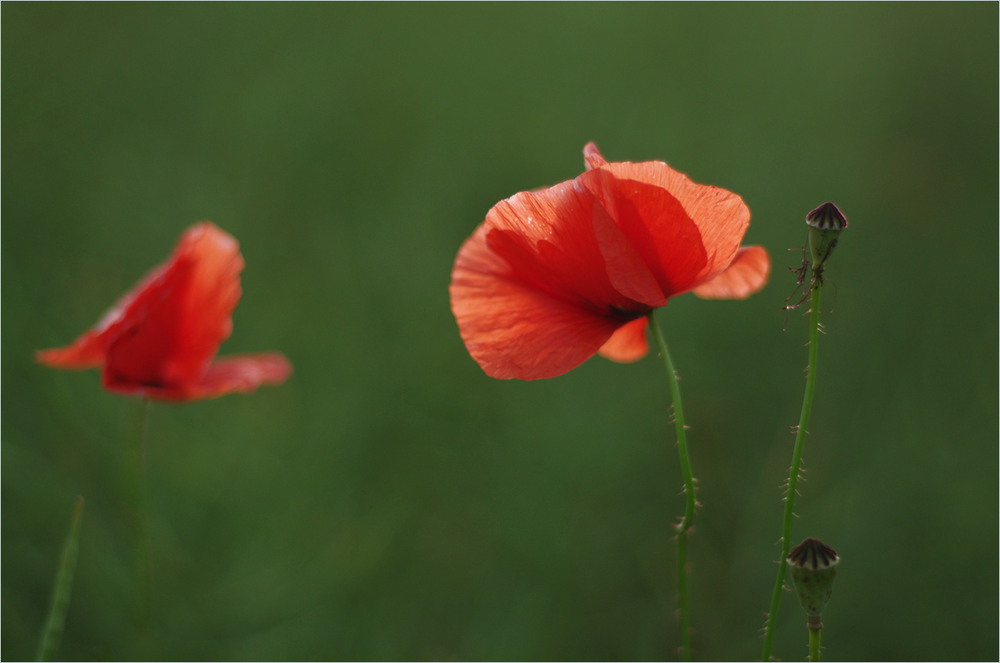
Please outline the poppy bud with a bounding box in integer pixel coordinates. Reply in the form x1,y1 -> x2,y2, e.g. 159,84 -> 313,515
788,537 -> 839,627
805,202 -> 848,273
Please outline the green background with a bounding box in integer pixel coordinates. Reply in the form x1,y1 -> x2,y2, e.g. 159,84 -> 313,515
3,4 -> 997,661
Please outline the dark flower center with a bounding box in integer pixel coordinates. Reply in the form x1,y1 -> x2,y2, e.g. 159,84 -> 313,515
607,305 -> 649,321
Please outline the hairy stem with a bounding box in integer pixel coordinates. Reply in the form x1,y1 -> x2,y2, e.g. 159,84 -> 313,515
808,621 -> 823,662
647,311 -> 696,660
762,282 -> 822,660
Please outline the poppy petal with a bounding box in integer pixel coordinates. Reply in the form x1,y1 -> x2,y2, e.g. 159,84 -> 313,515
484,182 -> 625,310
36,258 -> 176,369
101,353 -> 292,402
481,180 -> 662,312
451,224 -> 628,380
583,141 -> 609,171
103,223 -> 243,391
691,245 -> 771,300
36,330 -> 107,369
39,221 -> 290,402
597,316 -> 649,363
590,199 -> 667,309
578,160 -> 749,297
199,353 -> 292,391
190,353 -> 293,401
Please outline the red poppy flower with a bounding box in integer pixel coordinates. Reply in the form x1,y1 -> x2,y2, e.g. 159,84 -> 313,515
449,143 -> 770,380
37,222 -> 292,401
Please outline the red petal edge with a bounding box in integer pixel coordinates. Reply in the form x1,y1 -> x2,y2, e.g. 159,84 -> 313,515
450,223 -> 626,380
103,223 -> 243,390
36,330 -> 106,369
583,141 -> 608,171
102,353 -> 292,402
36,260 -> 175,370
691,245 -> 770,299
578,159 -> 750,297
597,316 -> 649,363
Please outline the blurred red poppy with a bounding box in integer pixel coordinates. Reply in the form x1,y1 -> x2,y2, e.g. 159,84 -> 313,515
37,222 -> 292,401
450,143 -> 770,380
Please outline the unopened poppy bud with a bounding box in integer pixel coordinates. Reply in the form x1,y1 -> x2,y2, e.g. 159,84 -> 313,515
788,537 -> 839,624
806,202 -> 847,273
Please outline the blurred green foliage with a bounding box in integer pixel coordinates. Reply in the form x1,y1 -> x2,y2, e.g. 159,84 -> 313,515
3,4 -> 997,660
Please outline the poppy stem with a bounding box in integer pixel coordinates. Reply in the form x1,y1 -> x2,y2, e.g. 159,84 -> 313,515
647,311 -> 695,661
35,496 -> 85,662
808,620 -> 823,662
124,397 -> 153,641
761,281 -> 822,661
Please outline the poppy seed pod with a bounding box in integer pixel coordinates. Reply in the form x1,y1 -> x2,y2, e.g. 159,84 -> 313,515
805,202 -> 848,274
788,537 -> 839,624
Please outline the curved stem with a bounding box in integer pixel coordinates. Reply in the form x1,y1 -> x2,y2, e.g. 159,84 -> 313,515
762,282 -> 822,660
647,311 -> 696,660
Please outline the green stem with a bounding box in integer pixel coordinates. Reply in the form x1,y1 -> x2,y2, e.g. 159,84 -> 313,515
124,398 -> 153,634
647,311 -> 696,660
36,497 -> 85,662
808,621 -> 823,662
762,282 -> 822,661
